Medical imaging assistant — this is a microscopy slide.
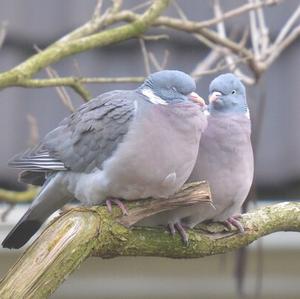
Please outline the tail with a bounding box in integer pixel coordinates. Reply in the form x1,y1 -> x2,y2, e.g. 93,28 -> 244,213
2,173 -> 72,249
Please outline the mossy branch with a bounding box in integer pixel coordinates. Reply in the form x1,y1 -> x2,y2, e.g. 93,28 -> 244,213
0,0 -> 170,90
0,183 -> 299,298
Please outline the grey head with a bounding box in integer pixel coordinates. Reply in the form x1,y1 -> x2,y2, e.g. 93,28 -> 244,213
208,73 -> 247,115
140,70 -> 204,106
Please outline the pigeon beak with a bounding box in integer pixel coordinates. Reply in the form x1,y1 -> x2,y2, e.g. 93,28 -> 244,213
188,92 -> 205,107
209,91 -> 222,103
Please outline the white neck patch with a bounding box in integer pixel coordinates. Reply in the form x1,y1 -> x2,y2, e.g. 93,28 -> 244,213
203,108 -> 210,116
245,108 -> 250,119
141,88 -> 168,106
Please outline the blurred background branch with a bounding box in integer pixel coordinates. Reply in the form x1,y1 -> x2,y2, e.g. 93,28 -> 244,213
0,0 -> 298,98
0,186 -> 37,204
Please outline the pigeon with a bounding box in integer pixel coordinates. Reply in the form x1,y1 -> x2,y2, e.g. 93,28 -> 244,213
139,73 -> 253,243
2,70 -> 207,249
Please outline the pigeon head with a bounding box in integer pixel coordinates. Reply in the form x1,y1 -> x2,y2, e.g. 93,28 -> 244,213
208,73 -> 248,115
140,70 -> 204,106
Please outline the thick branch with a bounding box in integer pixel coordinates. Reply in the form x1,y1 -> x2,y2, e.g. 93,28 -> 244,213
0,210 -> 100,298
0,200 -> 299,298
119,181 -> 211,227
15,76 -> 145,90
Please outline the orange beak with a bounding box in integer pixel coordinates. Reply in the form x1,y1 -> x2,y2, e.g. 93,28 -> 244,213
188,92 -> 205,107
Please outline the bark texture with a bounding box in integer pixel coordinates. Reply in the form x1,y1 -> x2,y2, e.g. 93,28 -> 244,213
0,186 -> 299,298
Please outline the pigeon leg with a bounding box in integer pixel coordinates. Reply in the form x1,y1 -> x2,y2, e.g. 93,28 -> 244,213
224,214 -> 244,233
105,199 -> 128,216
168,222 -> 189,244
174,222 -> 189,245
168,223 -> 176,236
105,199 -> 113,213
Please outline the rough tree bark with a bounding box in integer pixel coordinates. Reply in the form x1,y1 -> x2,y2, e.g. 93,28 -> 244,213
0,181 -> 299,298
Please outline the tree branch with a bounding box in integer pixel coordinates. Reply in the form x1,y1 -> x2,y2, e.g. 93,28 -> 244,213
15,76 -> 145,89
0,193 -> 299,298
0,186 -> 38,204
119,181 -> 211,227
0,0 -> 170,90
0,0 -> 295,95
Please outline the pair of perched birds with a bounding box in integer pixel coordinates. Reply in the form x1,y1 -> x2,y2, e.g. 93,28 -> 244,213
2,70 -> 253,249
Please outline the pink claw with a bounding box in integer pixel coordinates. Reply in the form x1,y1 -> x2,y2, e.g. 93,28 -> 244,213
168,223 -> 176,236
224,215 -> 244,233
105,199 -> 128,216
168,222 -> 189,245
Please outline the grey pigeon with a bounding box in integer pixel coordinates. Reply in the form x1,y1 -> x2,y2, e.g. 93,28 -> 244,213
2,70 -> 207,249
139,73 -> 253,243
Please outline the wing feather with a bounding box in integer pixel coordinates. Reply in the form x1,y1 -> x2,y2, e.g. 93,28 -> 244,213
9,90 -> 137,174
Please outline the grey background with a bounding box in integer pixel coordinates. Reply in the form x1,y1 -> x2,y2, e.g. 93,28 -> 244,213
0,0 -> 299,198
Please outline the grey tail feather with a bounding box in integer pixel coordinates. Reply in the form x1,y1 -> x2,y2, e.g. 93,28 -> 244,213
18,170 -> 46,186
2,173 -> 72,249
1,210 -> 43,249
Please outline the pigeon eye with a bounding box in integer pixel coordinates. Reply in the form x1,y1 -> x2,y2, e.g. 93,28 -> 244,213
171,86 -> 178,92
231,90 -> 237,94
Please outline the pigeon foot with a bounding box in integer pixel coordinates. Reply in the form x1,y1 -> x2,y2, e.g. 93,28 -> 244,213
224,214 -> 244,233
106,199 -> 128,216
168,222 -> 189,245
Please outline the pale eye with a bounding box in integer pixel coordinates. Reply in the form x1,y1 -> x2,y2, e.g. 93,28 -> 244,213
231,89 -> 237,94
172,86 -> 178,92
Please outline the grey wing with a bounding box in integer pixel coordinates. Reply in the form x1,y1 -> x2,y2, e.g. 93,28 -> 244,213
9,90 -> 136,179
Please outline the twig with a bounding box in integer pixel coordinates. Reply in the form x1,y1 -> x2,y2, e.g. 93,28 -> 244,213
72,58 -> 83,77
255,0 -> 270,56
196,0 -> 280,29
130,1 -> 152,12
92,0 -> 103,19
57,0 -> 112,43
172,0 -> 187,20
44,66 -> 77,111
26,114 -> 39,147
161,49 -> 170,69
265,25 -> 300,67
213,0 -> 255,84
106,0 -> 281,31
139,38 -> 151,75
144,44 -> 170,74
273,5 -> 300,47
0,22 -> 7,49
172,0 -> 216,49
0,204 -> 16,222
190,29 -> 247,80
248,0 -> 260,59
191,49 -> 221,80
142,34 -> 169,41
111,0 -> 123,13
149,52 -> 163,71
192,56 -> 250,79
34,45 -> 90,103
